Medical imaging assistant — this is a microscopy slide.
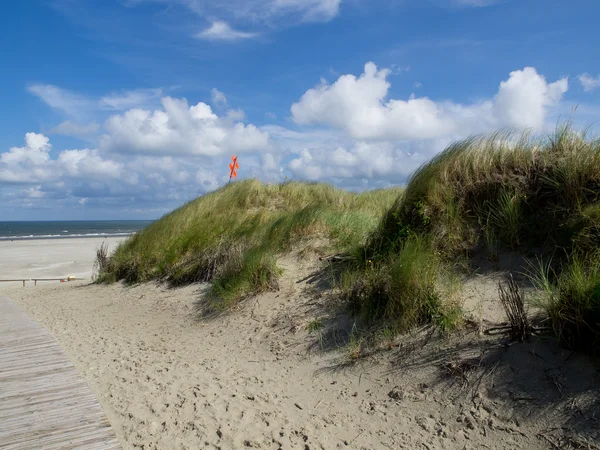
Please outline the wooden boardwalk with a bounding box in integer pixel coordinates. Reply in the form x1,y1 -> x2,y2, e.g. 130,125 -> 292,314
0,296 -> 122,449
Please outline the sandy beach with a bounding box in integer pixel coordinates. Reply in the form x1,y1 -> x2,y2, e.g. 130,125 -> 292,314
1,240 -> 599,449
0,237 -> 125,284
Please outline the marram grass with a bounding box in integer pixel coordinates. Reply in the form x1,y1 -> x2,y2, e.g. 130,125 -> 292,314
346,124 -> 600,350
98,180 -> 401,311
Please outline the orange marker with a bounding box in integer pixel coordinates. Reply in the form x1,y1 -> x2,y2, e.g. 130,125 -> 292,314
228,155 -> 239,182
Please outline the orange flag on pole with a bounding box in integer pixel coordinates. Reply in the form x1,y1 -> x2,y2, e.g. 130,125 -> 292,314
228,155 -> 239,182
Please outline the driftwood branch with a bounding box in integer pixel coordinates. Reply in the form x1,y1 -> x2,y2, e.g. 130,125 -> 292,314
319,253 -> 352,263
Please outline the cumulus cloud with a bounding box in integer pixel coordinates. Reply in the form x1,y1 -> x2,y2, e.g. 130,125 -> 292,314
493,67 -> 568,128
291,62 -> 568,140
287,139 -> 450,186
579,73 -> 600,92
0,133 -> 123,185
0,133 -> 213,213
195,21 -> 258,41
57,149 -> 123,179
7,88 -> 277,213
101,97 -> 270,155
0,133 -> 53,184
6,63 -> 575,216
2,133 -> 51,164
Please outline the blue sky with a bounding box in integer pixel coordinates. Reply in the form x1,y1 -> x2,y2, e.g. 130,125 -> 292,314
1,0 -> 599,220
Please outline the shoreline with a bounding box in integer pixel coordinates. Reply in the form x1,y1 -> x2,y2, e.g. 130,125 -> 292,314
0,233 -> 135,242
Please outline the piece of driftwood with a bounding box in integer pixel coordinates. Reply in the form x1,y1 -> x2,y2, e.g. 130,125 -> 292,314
319,253 -> 352,262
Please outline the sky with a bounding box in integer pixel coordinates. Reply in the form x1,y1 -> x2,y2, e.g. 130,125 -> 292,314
1,0 -> 599,220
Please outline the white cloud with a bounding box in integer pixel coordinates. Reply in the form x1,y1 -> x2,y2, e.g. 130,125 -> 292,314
578,73 -> 600,92
7,87 -> 275,212
101,96 -> 270,155
57,149 -> 123,179
196,21 -> 258,41
262,124 -> 344,153
0,133 -> 204,212
226,108 -> 245,120
211,88 -> 227,105
6,63 -> 577,215
28,84 -> 165,120
452,0 -> 500,6
23,185 -> 47,200
284,63 -> 570,189
27,84 -> 92,117
1,133 -> 51,167
291,62 -> 568,140
0,133 -> 124,185
142,0 -> 341,25
51,120 -> 100,138
100,88 -> 164,110
270,0 -> 341,22
493,67 -> 568,129
287,139 -> 449,185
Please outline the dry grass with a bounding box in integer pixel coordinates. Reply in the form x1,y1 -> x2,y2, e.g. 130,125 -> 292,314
93,242 -> 111,282
498,274 -> 530,342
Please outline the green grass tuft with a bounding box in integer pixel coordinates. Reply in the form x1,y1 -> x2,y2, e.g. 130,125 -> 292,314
528,253 -> 600,352
306,318 -> 325,333
342,236 -> 462,332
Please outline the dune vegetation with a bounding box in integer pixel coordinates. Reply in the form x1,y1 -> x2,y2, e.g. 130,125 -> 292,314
98,124 -> 600,353
98,180 -> 401,311
344,124 -> 600,352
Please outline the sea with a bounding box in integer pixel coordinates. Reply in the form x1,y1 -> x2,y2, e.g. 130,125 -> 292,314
0,221 -> 153,241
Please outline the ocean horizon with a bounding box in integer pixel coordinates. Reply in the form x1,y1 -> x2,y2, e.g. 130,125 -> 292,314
0,220 -> 153,241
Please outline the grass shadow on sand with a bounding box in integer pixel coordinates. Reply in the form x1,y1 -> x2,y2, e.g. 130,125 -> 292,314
385,324 -> 600,444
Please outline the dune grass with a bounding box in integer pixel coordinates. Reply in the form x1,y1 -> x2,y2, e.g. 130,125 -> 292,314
344,124 -> 600,350
528,252 -> 600,352
367,124 -> 600,259
98,180 -> 401,311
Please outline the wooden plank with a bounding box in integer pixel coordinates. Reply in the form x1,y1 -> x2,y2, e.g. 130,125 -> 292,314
0,296 -> 122,450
